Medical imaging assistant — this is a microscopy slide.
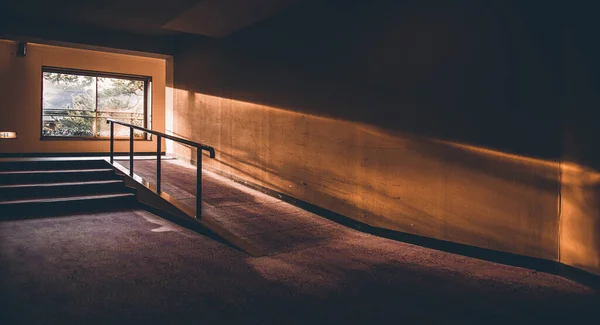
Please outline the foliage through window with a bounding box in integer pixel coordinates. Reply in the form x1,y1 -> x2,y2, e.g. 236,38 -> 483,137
42,68 -> 150,139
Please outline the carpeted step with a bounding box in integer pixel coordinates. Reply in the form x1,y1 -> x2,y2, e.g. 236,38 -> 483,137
0,180 -> 130,200
0,169 -> 119,185
0,193 -> 138,218
0,159 -> 110,171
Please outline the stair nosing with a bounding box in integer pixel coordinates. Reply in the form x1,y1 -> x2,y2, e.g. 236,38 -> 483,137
0,168 -> 114,175
0,180 -> 123,189
0,193 -> 135,205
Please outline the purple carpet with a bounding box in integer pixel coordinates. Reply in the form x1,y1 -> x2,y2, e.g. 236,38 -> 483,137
0,158 -> 597,324
1,209 -> 596,324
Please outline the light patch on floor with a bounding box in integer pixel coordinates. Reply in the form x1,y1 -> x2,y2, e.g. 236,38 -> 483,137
134,210 -> 193,236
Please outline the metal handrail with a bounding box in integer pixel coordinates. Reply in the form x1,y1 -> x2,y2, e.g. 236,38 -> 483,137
106,118 -> 215,218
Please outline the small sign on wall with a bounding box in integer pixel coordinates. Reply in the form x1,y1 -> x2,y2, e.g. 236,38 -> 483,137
0,131 -> 17,139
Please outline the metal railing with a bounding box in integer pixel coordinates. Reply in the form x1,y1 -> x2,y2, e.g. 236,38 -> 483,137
106,118 -> 215,218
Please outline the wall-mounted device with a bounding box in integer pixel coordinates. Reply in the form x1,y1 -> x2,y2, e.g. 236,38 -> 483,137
16,41 -> 27,57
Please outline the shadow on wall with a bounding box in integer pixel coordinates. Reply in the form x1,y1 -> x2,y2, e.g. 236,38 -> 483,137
173,0 -> 564,160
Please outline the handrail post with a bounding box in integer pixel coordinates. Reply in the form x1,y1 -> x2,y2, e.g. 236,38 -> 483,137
129,127 -> 134,176
156,135 -> 161,193
109,121 -> 114,164
105,119 -> 216,218
196,147 -> 202,219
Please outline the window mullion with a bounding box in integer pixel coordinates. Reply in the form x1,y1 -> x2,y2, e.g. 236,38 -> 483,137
94,77 -> 98,138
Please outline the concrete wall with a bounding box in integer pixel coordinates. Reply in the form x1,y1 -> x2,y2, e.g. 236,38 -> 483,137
0,40 -> 166,154
168,0 -> 597,275
172,0 -> 565,260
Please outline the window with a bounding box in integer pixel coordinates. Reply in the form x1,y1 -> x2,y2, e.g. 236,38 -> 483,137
41,67 -> 151,139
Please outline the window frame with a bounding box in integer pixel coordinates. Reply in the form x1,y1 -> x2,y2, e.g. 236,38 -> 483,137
40,66 -> 152,141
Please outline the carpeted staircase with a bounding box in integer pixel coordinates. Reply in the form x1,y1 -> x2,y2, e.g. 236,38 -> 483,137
0,159 -> 137,218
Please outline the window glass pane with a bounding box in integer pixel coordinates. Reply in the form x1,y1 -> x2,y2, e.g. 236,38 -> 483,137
97,77 -> 145,138
42,72 -> 95,137
41,70 -> 148,139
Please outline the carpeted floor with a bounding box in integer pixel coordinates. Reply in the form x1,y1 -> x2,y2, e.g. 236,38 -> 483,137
0,158 -> 598,324
0,209 -> 597,324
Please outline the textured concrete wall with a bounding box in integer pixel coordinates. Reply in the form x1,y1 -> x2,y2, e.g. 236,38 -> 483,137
0,40 -> 166,153
171,0 -> 597,272
172,91 -> 560,260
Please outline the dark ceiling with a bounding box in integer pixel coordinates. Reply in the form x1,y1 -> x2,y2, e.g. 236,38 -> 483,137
0,0 -> 305,53
0,0 -> 200,35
